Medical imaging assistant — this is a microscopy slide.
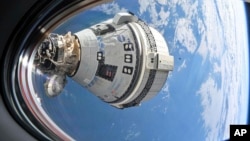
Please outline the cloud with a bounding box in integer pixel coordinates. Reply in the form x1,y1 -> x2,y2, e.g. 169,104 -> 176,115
197,55 -> 242,140
138,0 -> 152,14
162,82 -> 169,94
197,0 -> 224,62
124,123 -> 141,141
196,0 -> 248,140
161,82 -> 170,102
92,2 -> 127,15
197,76 -> 224,141
174,18 -> 197,53
157,0 -> 168,5
138,0 -> 170,33
137,0 -> 201,54
166,0 -> 199,53
177,59 -> 187,72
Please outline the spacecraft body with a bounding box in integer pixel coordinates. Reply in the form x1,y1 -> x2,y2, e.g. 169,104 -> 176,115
36,13 -> 174,109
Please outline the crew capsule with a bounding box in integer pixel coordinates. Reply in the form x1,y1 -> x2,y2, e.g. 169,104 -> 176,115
38,13 -> 174,109
71,13 -> 174,109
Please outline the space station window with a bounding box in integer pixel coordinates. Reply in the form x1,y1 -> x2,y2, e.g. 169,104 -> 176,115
1,0 -> 249,140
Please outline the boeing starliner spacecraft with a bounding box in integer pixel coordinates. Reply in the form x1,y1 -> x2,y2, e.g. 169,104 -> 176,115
35,12 -> 174,109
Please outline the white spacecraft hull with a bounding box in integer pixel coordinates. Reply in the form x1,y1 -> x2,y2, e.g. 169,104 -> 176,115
72,13 -> 174,108
36,12 -> 173,108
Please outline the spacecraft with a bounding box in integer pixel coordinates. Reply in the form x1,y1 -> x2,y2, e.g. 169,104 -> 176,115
35,12 -> 174,109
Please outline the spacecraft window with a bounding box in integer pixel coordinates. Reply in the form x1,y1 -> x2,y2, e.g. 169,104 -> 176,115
96,64 -> 117,81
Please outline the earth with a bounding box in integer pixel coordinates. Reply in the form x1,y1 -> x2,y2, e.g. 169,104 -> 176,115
35,0 -> 249,140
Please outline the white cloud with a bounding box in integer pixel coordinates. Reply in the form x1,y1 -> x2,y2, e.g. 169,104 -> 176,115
138,0 -> 170,33
157,0 -> 168,5
138,0 -> 152,14
197,0 -> 248,140
158,7 -> 170,26
197,33 -> 208,64
197,0 -> 224,62
161,82 -> 170,101
174,18 -> 197,53
175,0 -> 198,19
162,82 -> 169,93
155,0 -> 199,54
177,59 -> 187,72
197,76 -> 224,141
124,123 -> 141,141
92,2 -> 127,15
178,48 -> 185,55
197,49 -> 243,140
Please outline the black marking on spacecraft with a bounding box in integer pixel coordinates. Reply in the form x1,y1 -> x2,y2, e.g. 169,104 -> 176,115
122,66 -> 133,75
97,51 -> 104,61
124,43 -> 134,51
124,54 -> 133,63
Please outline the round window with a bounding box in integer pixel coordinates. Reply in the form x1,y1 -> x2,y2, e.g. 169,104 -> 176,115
1,0 -> 249,140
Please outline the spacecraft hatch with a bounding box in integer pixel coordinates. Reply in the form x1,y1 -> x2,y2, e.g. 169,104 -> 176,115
35,12 -> 174,109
